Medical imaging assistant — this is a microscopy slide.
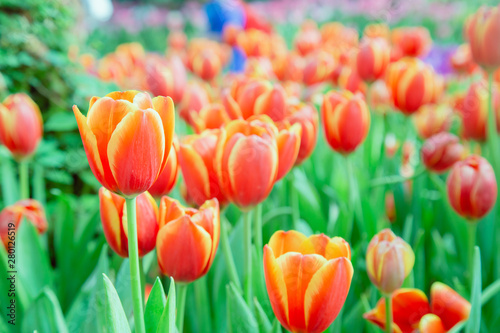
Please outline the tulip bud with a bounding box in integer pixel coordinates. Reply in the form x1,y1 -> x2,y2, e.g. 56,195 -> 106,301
391,27 -> 432,58
385,191 -> 396,223
179,82 -> 211,125
156,197 -> 220,283
421,133 -> 464,174
145,55 -> 187,104
451,44 -> 477,75
363,23 -> 390,41
275,123 -> 302,181
215,116 -> 279,209
366,229 -> 415,294
99,188 -> 159,257
302,51 -> 336,86
190,49 -> 222,81
253,85 -> 287,122
286,103 -> 319,165
321,90 -> 370,155
264,230 -> 353,333
356,38 -> 390,83
0,199 -> 47,249
148,143 -> 179,197
446,155 -> 497,220
413,104 -> 452,139
0,94 -> 43,161
466,5 -> 500,72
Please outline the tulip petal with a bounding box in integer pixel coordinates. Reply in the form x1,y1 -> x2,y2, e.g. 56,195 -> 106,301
106,90 -> 141,103
135,192 -> 159,257
196,199 -> 220,275
159,196 -> 186,229
268,230 -> 308,257
152,96 -> 176,174
299,235 -> 351,260
430,282 -> 470,330
99,188 -> 127,257
276,125 -> 301,181
178,143 -> 211,205
419,314 -> 446,333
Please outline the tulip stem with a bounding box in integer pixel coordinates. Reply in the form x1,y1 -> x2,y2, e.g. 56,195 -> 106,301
19,160 -> 29,200
125,197 -> 146,333
176,283 -> 188,332
487,72 -> 500,174
468,223 -> 477,275
254,204 -> 263,259
221,215 -> 242,290
289,171 -> 300,230
384,293 -> 393,333
243,210 -> 253,306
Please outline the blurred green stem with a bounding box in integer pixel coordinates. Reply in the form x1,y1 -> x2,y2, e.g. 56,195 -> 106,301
369,167 -> 426,188
288,171 -> 300,230
254,204 -> 263,258
194,277 -> 213,332
468,223 -> 477,274
19,160 -> 29,199
176,283 -> 188,332
220,215 -> 242,290
384,294 -> 393,333
487,72 -> 500,173
346,157 -> 362,239
139,258 -> 145,306
243,210 -> 253,306
125,197 -> 145,333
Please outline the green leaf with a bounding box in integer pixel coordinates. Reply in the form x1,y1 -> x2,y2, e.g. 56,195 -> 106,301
22,288 -> 68,333
102,274 -> 132,333
271,318 -> 282,333
466,246 -> 482,333
0,154 -> 18,205
156,277 -> 177,333
44,111 -> 78,131
226,282 -> 258,333
145,277 -> 167,333
115,259 -> 133,320
253,298 -> 272,333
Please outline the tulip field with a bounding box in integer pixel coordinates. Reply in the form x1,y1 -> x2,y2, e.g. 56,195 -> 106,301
3,0 -> 500,332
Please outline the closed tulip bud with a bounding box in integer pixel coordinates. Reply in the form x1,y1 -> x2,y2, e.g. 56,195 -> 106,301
446,155 -> 497,220
156,197 -> 220,283
451,44 -> 477,75
322,90 -> 370,155
179,82 -> 211,125
336,66 -> 366,94
0,199 -> 47,249
190,103 -> 232,133
391,27 -> 432,58
73,91 -> 175,197
99,188 -> 159,257
287,103 -> 319,165
467,5 -> 500,72
276,123 -> 302,181
302,51 -> 336,86
190,49 -> 222,81
421,133 -> 464,174
385,191 -> 396,223
264,230 -> 353,333
413,104 -> 452,139
178,129 -> 227,207
356,38 -> 390,83
0,94 -> 43,161
145,55 -> 187,104
253,85 -> 287,122
147,143 -> 179,197
215,116 -> 279,209
366,229 -> 415,294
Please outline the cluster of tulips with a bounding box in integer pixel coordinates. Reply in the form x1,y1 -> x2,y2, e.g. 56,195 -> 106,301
2,2 -> 500,333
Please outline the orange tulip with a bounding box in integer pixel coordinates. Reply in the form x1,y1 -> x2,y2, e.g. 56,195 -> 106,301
222,24 -> 242,46
466,5 -> 500,72
215,116 -> 279,208
336,66 -> 366,94
156,197 -> 219,283
366,229 -> 415,294
99,188 -> 159,257
302,51 -> 336,86
363,23 -> 390,41
286,102 -> 319,165
231,78 -> 272,119
148,143 -> 179,197
0,199 -> 47,249
356,38 -> 391,83
244,57 -> 276,80
391,27 -> 432,58
263,230 -> 353,333
446,155 -> 497,220
276,123 -> 302,181
190,49 -> 222,81
145,55 -> 187,104
190,103 -> 232,133
179,81 -> 211,125
413,104 -> 452,139
178,129 -> 227,207
294,24 -> 321,56
421,133 -> 464,174
0,93 -> 43,160
321,90 -> 370,155
253,85 -> 287,122
237,29 -> 272,58
73,91 -> 175,197
450,44 -> 477,75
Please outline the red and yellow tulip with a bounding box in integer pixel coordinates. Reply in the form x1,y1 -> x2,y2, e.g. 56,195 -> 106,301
356,38 -> 391,83
421,133 -> 464,174
147,143 -> 179,198
413,104 -> 452,139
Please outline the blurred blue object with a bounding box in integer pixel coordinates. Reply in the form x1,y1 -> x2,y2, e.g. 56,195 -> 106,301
228,47 -> 247,73
204,0 -> 245,34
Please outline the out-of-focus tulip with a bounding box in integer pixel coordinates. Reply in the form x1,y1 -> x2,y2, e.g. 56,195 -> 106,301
0,94 -> 43,160
322,90 -> 370,155
385,191 -> 396,223
148,144 -> 179,197
386,58 -> 436,115
451,44 -> 477,75
466,5 -> 500,72
231,78 -> 272,119
0,199 -> 47,249
168,31 -> 188,54
430,282 -> 471,331
421,133 -> 464,174
391,27 -> 432,58
336,66 -> 366,94
190,103 -> 232,133
286,103 -> 319,165
276,123 -> 301,181
363,23 -> 390,41
99,188 -> 159,257
369,79 -> 391,112
245,57 -> 276,80
237,29 -> 272,57
215,116 -> 278,208
446,155 -> 497,220
356,38 -> 391,83
413,104 -> 453,139
253,85 -> 287,122
178,130 -> 227,207
456,81 -> 500,141
190,49 -> 222,81
385,133 -> 399,158
179,82 -> 211,125
145,55 -> 187,104
294,23 -> 322,56
366,229 -> 415,294
156,197 -> 219,283
302,51 -> 336,86
73,91 -> 175,197
264,230 -> 353,333
222,24 -> 242,46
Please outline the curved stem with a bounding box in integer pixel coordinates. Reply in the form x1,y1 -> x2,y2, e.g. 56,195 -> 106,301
289,172 -> 300,230
19,160 -> 29,200
176,283 -> 188,332
243,210 -> 253,306
125,197 -> 145,333
384,294 -> 393,333
220,215 -> 242,290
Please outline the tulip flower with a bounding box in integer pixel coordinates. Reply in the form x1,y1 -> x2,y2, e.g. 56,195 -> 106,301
222,24 -> 242,46
356,38 -> 390,83
276,123 -> 301,181
294,23 -> 321,56
190,103 -> 233,133
145,55 -> 187,104
99,188 -> 159,257
0,93 -> 43,161
385,191 -> 396,223
231,78 -> 272,119
413,104 -> 452,139
466,5 -> 500,72
73,90 -> 175,197
446,155 -> 497,220
215,115 -> 279,208
302,51 -> 336,86
156,197 -> 220,282
450,44 -> 477,75
147,143 -> 179,197
421,133 -> 464,174
336,66 -> 366,94
190,49 -> 222,81
168,31 -> 187,54
391,27 -> 432,58
178,129 -> 227,207
253,85 -> 287,122
366,229 -> 415,294
363,23 -> 390,41
237,29 -> 272,57
0,199 -> 47,249
263,230 -> 353,333
286,102 -> 319,165
321,90 -> 370,155
179,82 -> 211,125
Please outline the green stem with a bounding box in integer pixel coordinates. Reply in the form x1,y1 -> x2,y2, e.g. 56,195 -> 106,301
384,294 -> 393,333
125,197 -> 145,333
254,204 -> 263,258
19,160 -> 29,200
346,156 -> 363,239
243,210 -> 253,306
139,258 -> 145,306
220,215 -> 242,290
468,223 -> 477,275
487,72 -> 499,167
369,167 -> 426,188
176,283 -> 188,333
289,172 -> 300,230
